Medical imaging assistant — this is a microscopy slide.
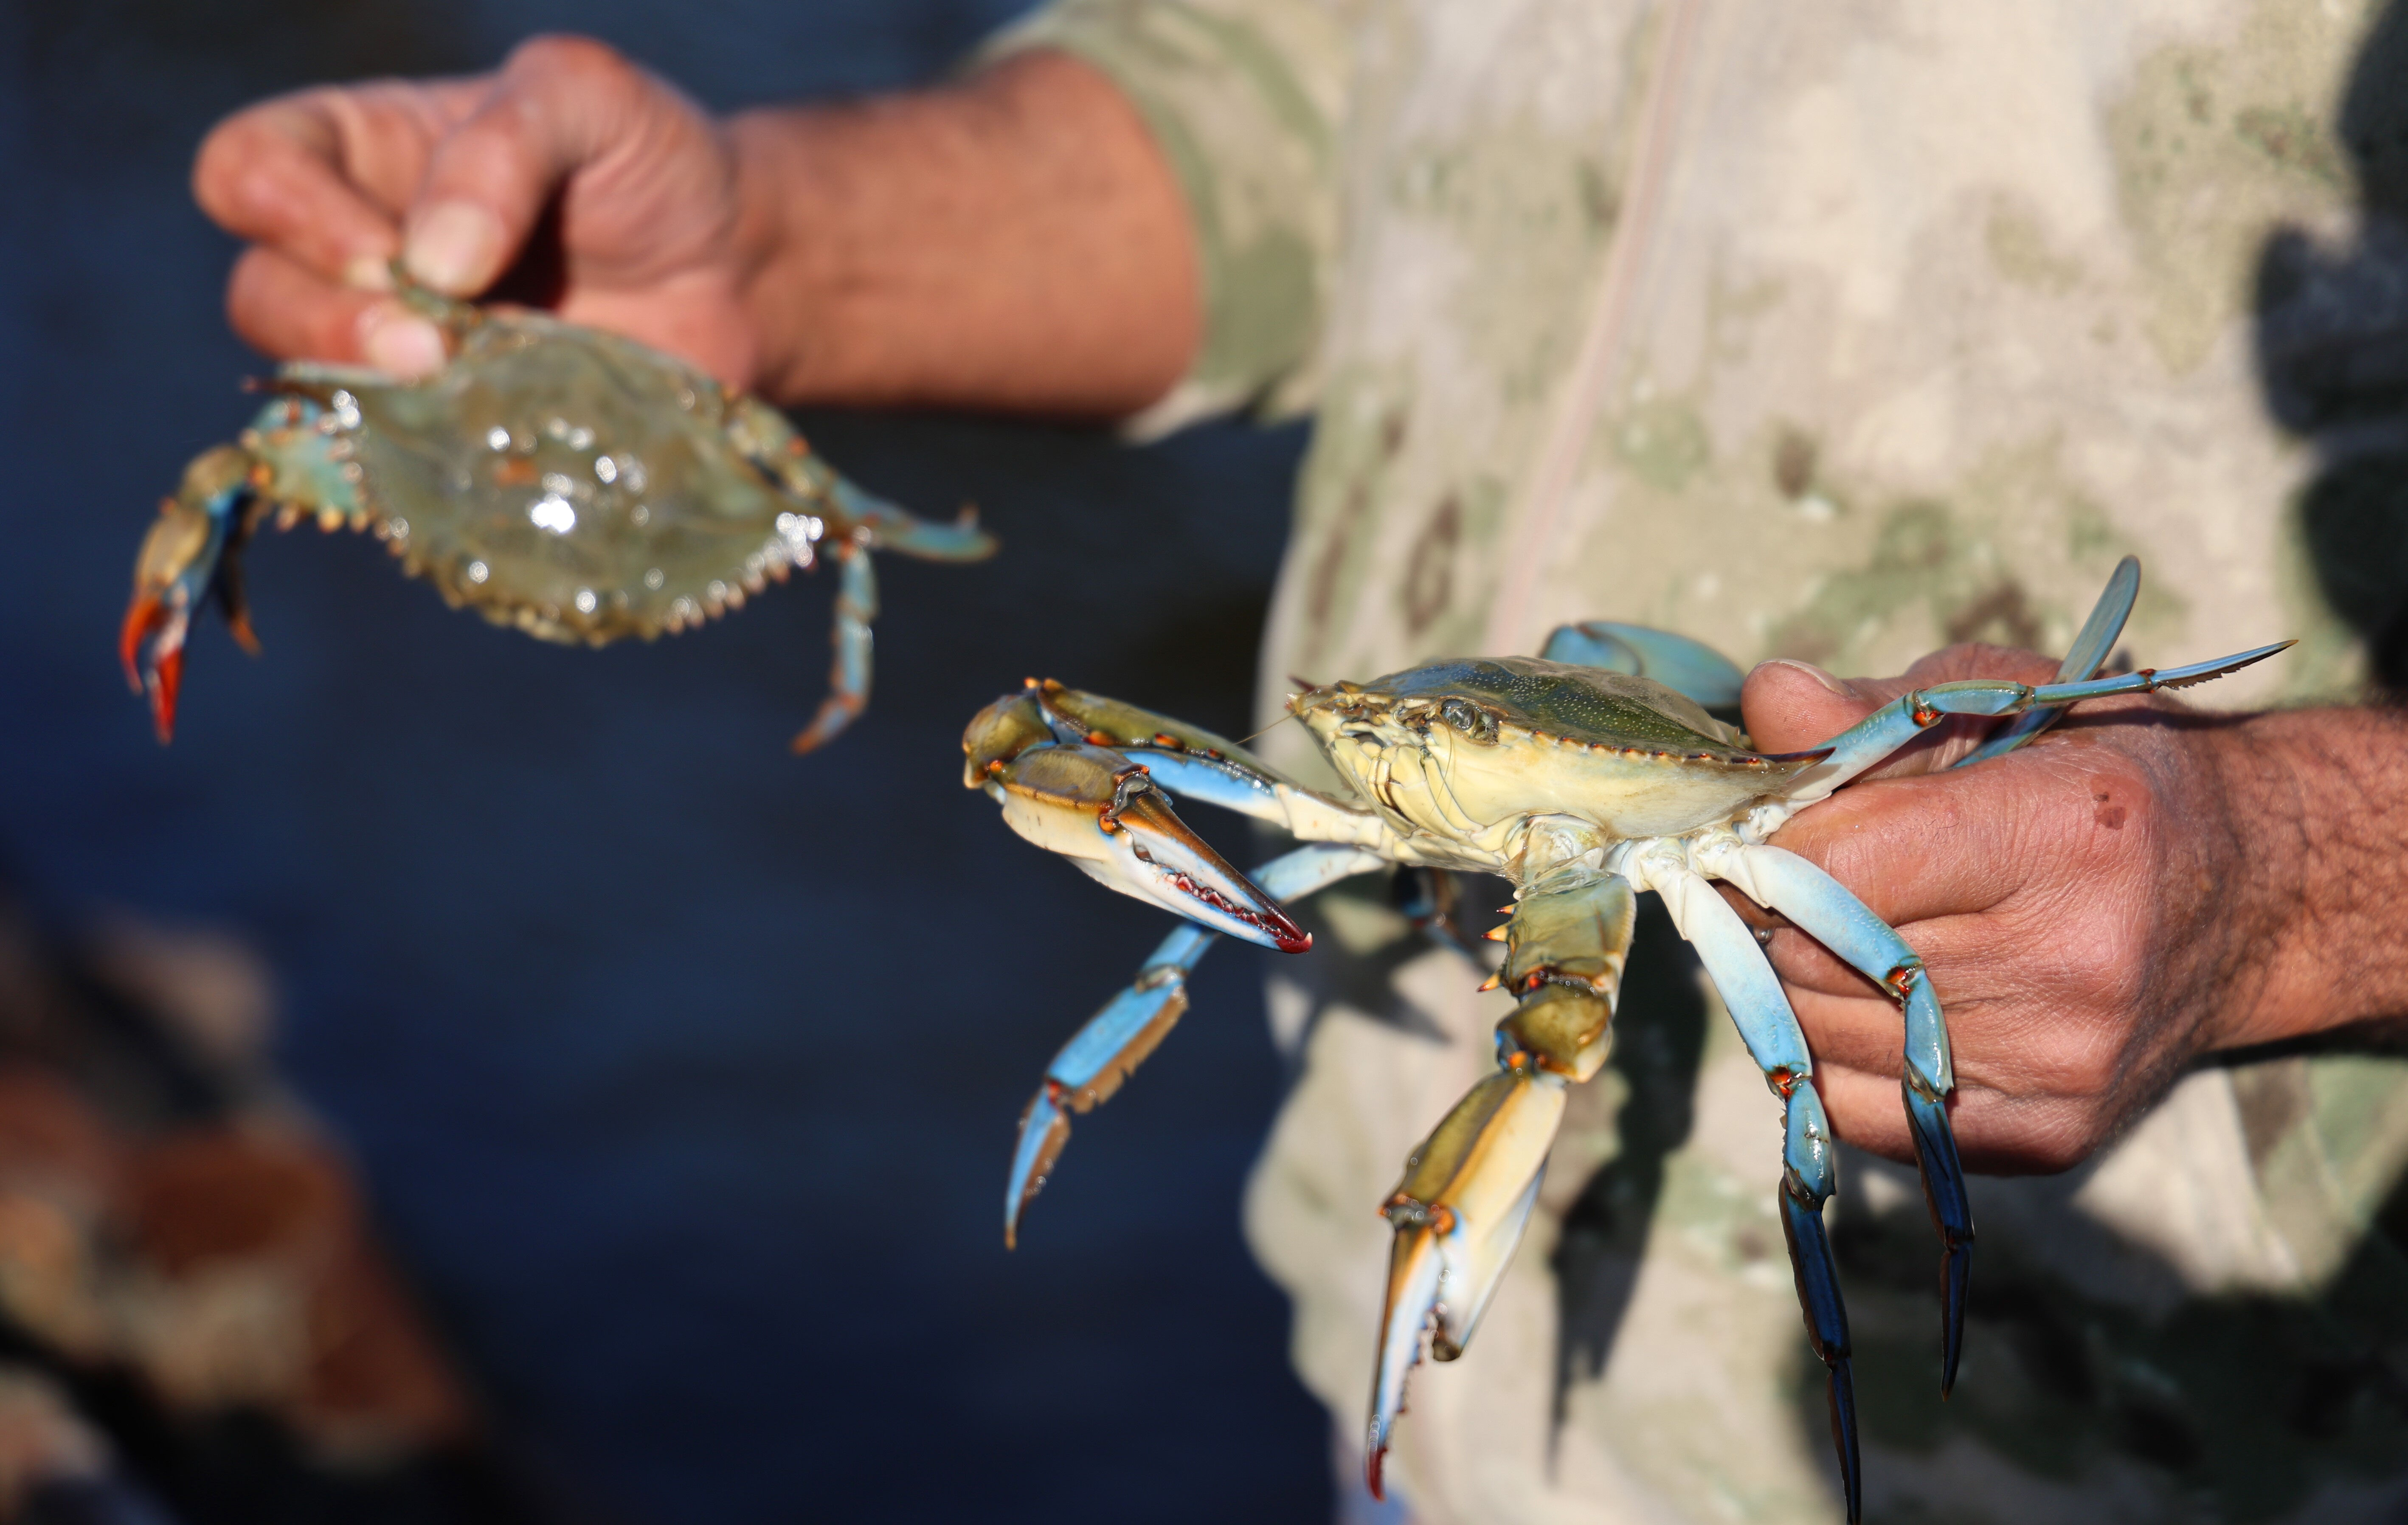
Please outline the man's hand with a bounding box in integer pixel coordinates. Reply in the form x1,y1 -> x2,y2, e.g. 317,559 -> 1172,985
197,36 -> 755,383
193,37 -> 1200,411
1736,644 -> 2408,1175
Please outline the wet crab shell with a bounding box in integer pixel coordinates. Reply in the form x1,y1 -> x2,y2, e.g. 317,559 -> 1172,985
258,312 -> 834,646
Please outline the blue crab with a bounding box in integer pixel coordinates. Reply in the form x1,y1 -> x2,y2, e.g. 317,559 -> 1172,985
961,560 -> 2288,1521
121,276 -> 994,747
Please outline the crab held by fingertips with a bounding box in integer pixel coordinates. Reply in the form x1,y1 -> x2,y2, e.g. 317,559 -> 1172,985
121,274 -> 994,748
962,558 -> 2289,1522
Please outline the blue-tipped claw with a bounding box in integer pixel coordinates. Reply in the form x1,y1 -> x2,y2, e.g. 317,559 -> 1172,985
1903,1070 -> 1974,1396
1781,1178 -> 1859,1524
1957,554 -> 2137,767
1827,1355 -> 1861,1525
1005,1085 -> 1070,1252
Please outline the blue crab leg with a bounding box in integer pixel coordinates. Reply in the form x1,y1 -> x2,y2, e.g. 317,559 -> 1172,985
1780,1077 -> 1860,1525
790,548 -> 877,753
1632,855 -> 1859,1522
1954,556 -> 2138,769
1366,874 -> 1632,1499
830,477 -> 996,562
728,393 -> 996,563
1783,638 -> 2293,803
1005,843 -> 1385,1246
1705,839 -> 1972,1398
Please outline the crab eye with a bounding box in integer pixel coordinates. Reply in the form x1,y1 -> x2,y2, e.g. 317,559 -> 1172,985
1439,698 -> 1498,744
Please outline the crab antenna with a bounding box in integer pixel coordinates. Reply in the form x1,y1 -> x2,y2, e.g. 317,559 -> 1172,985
1232,711 -> 1305,747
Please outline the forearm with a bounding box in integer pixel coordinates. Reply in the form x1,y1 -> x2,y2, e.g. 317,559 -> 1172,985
2206,703 -> 2408,1049
728,50 -> 1201,414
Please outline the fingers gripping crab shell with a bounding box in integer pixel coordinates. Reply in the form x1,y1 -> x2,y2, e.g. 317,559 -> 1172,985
121,270 -> 995,749
961,559 -> 2293,1522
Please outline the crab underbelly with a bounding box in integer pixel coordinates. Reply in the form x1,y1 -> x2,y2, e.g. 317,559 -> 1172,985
1396,739 -> 1769,844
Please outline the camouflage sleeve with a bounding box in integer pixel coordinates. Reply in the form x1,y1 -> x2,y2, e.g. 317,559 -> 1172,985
982,0 -> 1351,433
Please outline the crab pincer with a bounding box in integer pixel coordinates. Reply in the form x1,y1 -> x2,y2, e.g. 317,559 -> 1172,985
965,687 -> 1310,951
1367,1063 -> 1562,1497
120,447 -> 260,743
966,684 -> 1336,1245
1367,873 -> 1631,1497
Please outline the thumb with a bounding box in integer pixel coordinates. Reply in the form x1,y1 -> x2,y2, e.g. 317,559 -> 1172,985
1741,658 -> 1874,753
399,35 -> 671,295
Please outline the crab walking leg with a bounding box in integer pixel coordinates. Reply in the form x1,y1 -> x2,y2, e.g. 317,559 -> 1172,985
1702,837 -> 1974,1397
1775,639 -> 2293,806
791,547 -> 878,754
1629,851 -> 1862,1522
1955,555 -> 2138,769
1366,874 -> 1632,1499
728,393 -> 996,564
1539,620 -> 1748,709
829,476 -> 999,562
1005,844 -> 1386,1246
1780,1078 -> 1861,1525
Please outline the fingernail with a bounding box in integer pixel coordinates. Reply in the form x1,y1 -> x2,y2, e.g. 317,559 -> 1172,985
341,255 -> 395,293
360,304 -> 446,377
1762,658 -> 1856,698
404,200 -> 504,293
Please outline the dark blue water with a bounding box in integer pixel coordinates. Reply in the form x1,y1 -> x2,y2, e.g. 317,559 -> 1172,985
9,3 -> 1325,1519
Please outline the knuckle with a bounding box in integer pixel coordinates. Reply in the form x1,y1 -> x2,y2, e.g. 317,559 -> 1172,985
508,32 -> 634,91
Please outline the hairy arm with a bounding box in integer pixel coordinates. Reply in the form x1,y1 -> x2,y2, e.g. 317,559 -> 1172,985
2211,703 -> 2408,1046
194,37 -> 1200,414
1740,650 -> 2408,1174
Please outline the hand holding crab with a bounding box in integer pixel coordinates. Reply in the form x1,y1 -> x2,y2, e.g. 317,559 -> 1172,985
962,560 -> 2289,1522
1743,641 -> 2299,1175
141,36 -> 1210,748
196,36 -> 764,385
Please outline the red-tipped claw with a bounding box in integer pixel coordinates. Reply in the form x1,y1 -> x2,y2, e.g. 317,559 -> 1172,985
985,742 -> 1310,952
121,452 -> 250,745
118,590 -> 188,744
1365,1065 -> 1566,1500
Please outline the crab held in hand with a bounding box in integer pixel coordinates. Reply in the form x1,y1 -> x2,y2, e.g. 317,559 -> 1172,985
122,276 -> 994,748
962,560 -> 2288,1522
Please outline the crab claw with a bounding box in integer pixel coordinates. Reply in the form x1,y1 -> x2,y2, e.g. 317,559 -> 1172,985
121,447 -> 256,744
984,742 -> 1309,952
118,589 -> 190,743
1366,1060 -> 1566,1498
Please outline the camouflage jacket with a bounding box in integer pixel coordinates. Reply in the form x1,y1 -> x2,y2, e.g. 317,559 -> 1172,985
996,3 -> 2408,1520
